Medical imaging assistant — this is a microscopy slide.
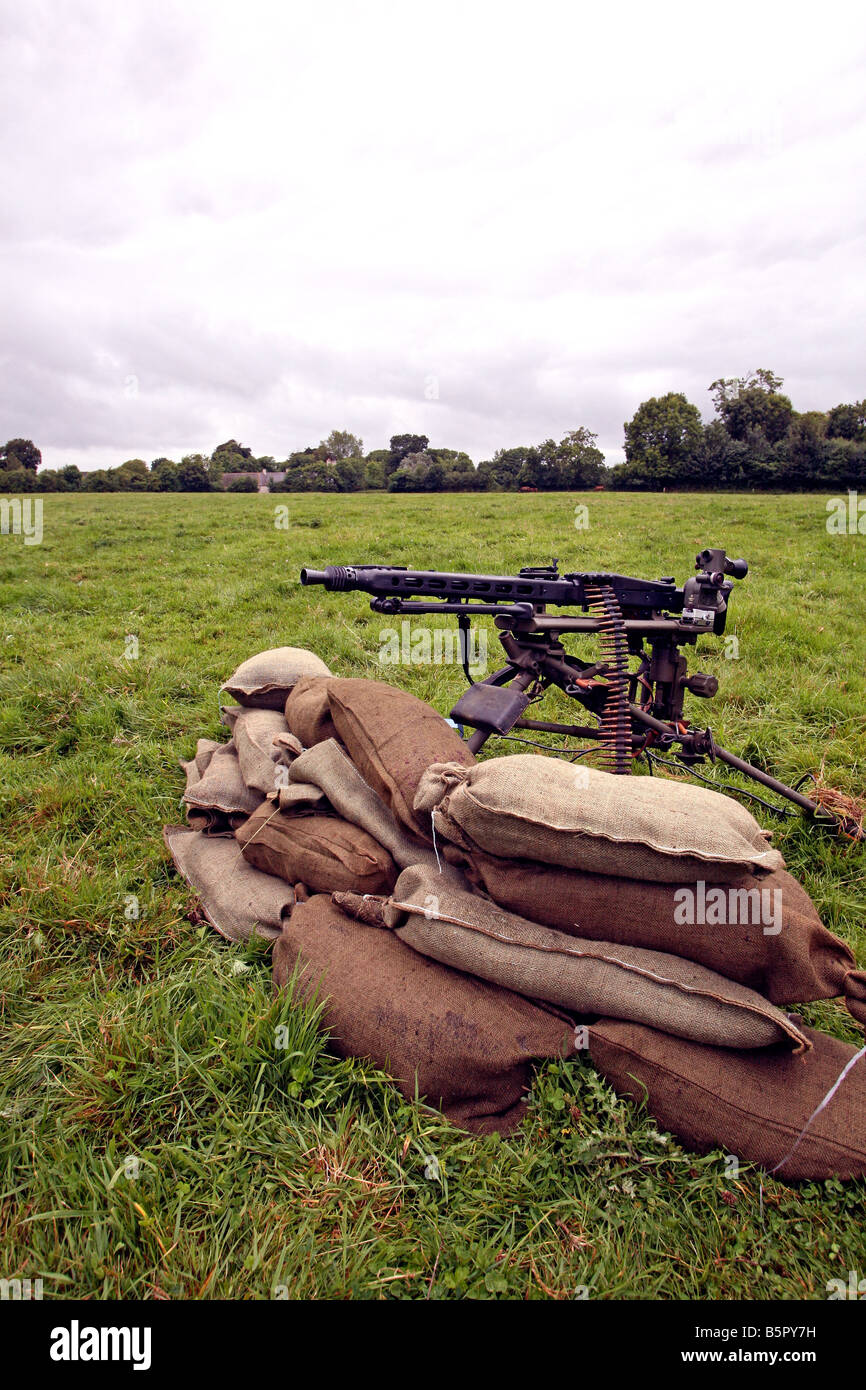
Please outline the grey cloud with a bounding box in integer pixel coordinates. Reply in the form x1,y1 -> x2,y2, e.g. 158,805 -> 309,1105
2,3 -> 865,472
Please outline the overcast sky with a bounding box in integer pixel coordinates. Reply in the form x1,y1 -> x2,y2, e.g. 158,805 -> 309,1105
2,1 -> 865,471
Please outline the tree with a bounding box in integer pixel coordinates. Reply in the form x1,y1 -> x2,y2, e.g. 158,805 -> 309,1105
277,459 -> 339,492
709,369 -> 794,443
287,445 -> 328,468
227,475 -> 258,492
148,459 -> 179,491
780,412 -> 829,488
608,460 -> 652,491
387,434 -> 429,476
388,451 -> 432,491
212,438 -> 252,460
694,421 -> 750,488
34,470 -> 61,491
321,430 -> 364,460
364,457 -> 386,490
430,448 -> 473,473
216,454 -> 257,473
60,465 -> 82,490
826,401 -> 866,442
334,457 -> 365,491
116,458 -> 149,490
0,438 -> 41,472
2,467 -> 37,492
555,427 -> 606,488
825,438 -> 866,488
478,446 -> 535,490
517,447 -> 546,490
178,456 -> 212,491
623,393 -> 703,485
211,440 -> 255,479
81,469 -> 119,492
424,459 -> 445,491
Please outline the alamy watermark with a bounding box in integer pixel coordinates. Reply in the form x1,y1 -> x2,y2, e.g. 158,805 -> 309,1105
673,881 -> 782,935
49,1321 -> 152,1370
0,496 -> 43,545
826,1269 -> 865,1299
1,1277 -> 43,1300
826,491 -> 866,534
378,620 -> 487,675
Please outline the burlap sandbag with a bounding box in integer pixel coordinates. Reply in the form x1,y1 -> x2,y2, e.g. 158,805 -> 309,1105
269,782 -> 330,814
316,677 -> 475,838
449,848 -> 866,1025
273,893 -> 576,1134
272,731 -> 305,765
182,740 -> 264,834
181,737 -> 223,783
589,1019 -> 866,1179
236,802 -> 398,895
222,647 -> 332,710
218,707 -> 293,795
381,864 -> 809,1051
289,739 -> 467,887
284,675 -> 339,744
163,825 -> 294,941
415,756 -> 785,881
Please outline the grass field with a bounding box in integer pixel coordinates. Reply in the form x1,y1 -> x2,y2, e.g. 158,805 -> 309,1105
1,489 -> 864,1301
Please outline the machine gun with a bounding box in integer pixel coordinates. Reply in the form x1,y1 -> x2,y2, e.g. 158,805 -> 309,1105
300,550 -> 863,839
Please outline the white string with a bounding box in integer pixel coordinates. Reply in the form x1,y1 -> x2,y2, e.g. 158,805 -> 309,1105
430,810 -> 443,874
760,1041 -> 866,1217
770,1043 -> 866,1176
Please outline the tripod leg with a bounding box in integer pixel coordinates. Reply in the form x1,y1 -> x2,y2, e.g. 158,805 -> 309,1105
711,744 -> 821,815
467,727 -> 493,754
629,704 -> 822,815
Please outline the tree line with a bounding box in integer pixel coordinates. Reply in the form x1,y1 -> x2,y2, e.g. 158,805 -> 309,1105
615,371 -> 865,490
2,372 -> 863,494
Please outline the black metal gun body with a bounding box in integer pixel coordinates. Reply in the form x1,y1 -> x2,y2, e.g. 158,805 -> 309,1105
301,562 -> 684,616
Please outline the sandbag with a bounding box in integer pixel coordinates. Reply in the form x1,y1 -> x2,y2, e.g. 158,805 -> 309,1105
272,731 -> 305,766
381,864 -> 809,1051
222,707 -> 293,796
289,739 -> 466,886
181,737 -> 223,782
222,647 -> 332,710
269,782 -> 330,814
284,675 -> 339,744
450,848 -> 866,1025
163,825 -> 294,941
322,677 -> 475,838
273,893 -> 577,1134
415,755 -> 785,882
236,802 -> 398,895
589,1019 -> 866,1180
182,740 -> 263,834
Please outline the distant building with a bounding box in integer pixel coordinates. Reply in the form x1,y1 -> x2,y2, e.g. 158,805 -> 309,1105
221,470 -> 286,492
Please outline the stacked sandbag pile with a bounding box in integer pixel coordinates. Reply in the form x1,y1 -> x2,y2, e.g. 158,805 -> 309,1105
164,648 -> 866,1173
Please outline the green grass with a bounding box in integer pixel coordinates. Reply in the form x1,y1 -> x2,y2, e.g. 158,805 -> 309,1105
1,490 -> 864,1300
